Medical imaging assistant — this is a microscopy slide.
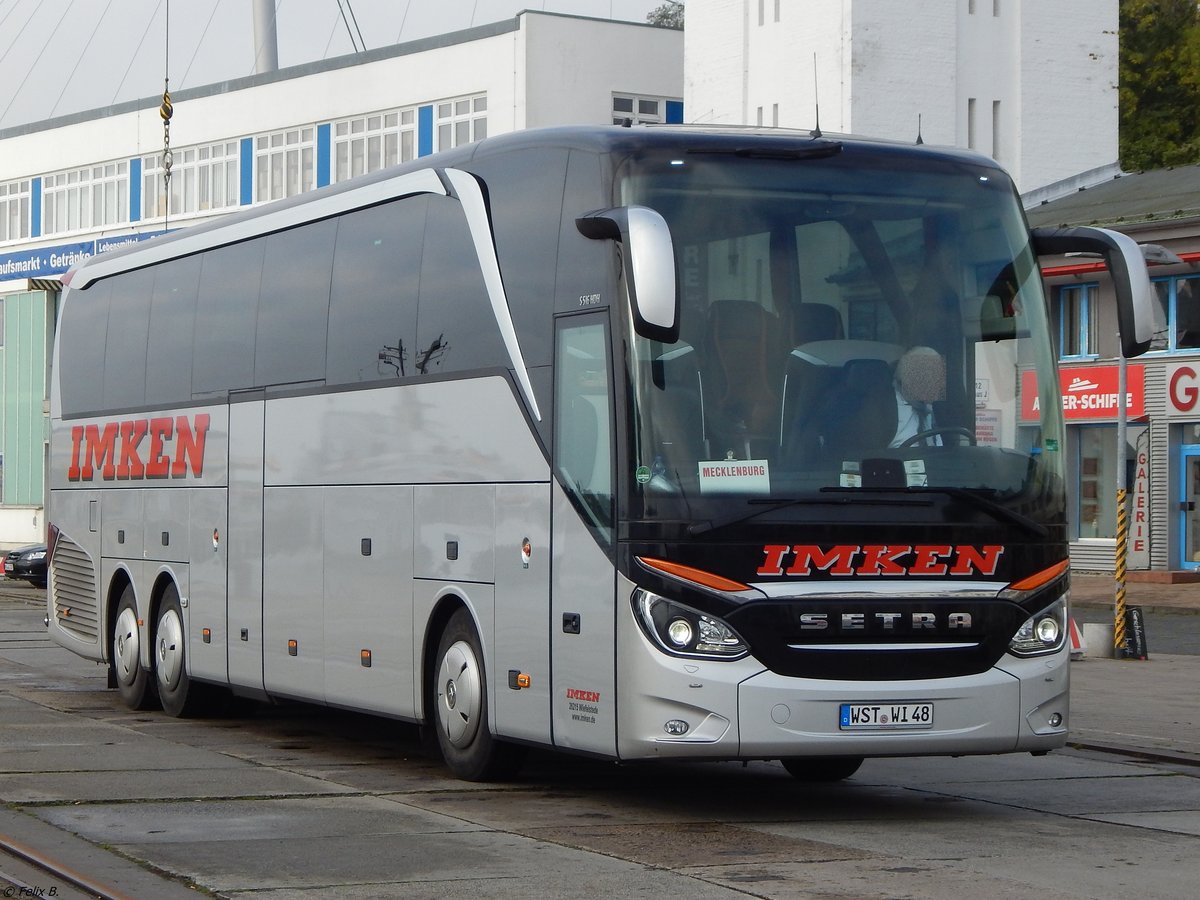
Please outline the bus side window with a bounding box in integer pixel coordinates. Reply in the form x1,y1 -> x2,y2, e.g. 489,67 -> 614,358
60,278 -> 112,416
555,319 -> 613,541
102,267 -> 155,411
193,239 -> 265,398
327,198 -> 424,384
255,218 -> 336,387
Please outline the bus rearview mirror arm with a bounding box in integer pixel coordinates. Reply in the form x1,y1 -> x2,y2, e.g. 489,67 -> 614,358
578,206 -> 680,343
1031,225 -> 1154,358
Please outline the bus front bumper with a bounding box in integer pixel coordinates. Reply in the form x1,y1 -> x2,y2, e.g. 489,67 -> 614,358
615,641 -> 1069,761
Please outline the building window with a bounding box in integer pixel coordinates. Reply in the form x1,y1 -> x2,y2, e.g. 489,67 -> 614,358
332,109 -> 417,183
256,127 -> 316,203
1150,275 -> 1200,351
1054,283 -> 1098,358
993,0 -> 1001,16
613,93 -> 672,126
0,180 -> 31,243
43,162 -> 129,235
758,0 -> 765,26
435,95 -> 487,152
143,141 -> 240,219
1077,425 -> 1145,539
967,98 -> 976,149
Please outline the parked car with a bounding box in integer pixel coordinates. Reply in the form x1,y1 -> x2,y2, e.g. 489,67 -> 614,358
4,544 -> 47,588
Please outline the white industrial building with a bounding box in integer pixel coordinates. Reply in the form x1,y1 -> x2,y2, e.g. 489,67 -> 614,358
684,0 -> 1119,194
0,10 -> 683,546
0,1 -> 1130,550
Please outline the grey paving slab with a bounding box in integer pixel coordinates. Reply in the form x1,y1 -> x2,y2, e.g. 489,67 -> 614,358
35,794 -> 484,844
222,869 -> 752,900
927,771 -> 1200,816
1082,809 -> 1200,836
98,829 -> 706,894
0,765 -> 356,804
0,806 -> 203,900
747,812 -> 1200,900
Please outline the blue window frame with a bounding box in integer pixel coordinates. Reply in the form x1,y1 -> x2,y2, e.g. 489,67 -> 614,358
1053,283 -> 1097,359
1150,274 -> 1200,352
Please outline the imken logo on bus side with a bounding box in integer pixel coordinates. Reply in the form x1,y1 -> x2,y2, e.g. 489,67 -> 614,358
757,544 -> 1005,578
66,414 -> 211,481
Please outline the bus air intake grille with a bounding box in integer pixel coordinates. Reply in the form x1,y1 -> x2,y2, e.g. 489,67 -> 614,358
51,534 -> 99,643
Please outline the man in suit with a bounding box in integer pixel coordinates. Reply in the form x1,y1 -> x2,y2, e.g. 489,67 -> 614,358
890,346 -> 945,447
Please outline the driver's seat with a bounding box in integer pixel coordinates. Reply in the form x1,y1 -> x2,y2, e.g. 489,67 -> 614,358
809,358 -> 897,457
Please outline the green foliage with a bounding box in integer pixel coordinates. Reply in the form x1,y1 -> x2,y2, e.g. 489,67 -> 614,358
647,1 -> 684,29
1120,0 -> 1200,169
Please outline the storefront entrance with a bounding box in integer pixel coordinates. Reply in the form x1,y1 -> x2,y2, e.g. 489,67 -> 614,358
1180,445 -> 1200,570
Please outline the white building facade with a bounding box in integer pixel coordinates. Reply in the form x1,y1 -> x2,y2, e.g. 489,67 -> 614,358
685,0 -> 1118,193
0,12 -> 682,547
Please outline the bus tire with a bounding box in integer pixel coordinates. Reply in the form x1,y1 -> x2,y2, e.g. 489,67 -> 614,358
433,608 -> 525,781
111,584 -> 157,710
781,756 -> 864,782
154,584 -> 203,717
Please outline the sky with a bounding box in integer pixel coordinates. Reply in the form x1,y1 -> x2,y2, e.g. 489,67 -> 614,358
0,0 -> 665,130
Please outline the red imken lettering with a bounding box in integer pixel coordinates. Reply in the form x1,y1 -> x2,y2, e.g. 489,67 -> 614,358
67,414 -> 210,482
757,543 -> 1004,578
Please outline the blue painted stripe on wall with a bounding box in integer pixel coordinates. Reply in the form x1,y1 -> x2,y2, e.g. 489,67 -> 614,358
316,123 -> 331,188
666,101 -> 684,124
130,158 -> 142,222
418,105 -> 434,157
31,177 -> 41,238
240,137 -> 254,205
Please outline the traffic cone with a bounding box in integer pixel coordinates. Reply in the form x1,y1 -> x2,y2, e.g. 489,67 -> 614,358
1068,617 -> 1086,660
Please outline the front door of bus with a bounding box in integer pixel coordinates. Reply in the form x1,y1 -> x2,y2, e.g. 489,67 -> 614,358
550,316 -> 617,756
1180,445 -> 1200,570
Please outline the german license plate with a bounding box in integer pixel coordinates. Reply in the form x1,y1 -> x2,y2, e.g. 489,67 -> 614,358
840,702 -> 934,730
3,562 -> 11,572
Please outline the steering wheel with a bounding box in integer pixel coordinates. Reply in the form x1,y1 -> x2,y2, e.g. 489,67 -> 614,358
900,426 -> 975,447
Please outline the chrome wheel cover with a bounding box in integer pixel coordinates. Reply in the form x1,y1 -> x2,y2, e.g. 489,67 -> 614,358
155,607 -> 184,692
436,639 -> 482,748
113,606 -> 141,686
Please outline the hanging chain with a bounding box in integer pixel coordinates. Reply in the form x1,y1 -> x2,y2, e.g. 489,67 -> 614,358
160,80 -> 173,230
160,0 -> 172,230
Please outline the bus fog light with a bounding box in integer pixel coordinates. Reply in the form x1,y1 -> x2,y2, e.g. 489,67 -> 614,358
664,719 -> 689,736
1048,713 -> 1063,728
667,618 -> 693,647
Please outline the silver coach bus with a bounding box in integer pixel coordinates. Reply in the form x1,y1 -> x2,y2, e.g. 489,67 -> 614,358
46,126 -> 1152,781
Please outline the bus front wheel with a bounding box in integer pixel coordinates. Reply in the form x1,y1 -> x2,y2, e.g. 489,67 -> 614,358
781,756 -> 864,782
111,585 -> 157,710
433,608 -> 525,781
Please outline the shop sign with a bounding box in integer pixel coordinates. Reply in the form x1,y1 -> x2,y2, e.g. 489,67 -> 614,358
1165,362 -> 1200,418
1130,430 -> 1151,570
1020,364 -> 1145,421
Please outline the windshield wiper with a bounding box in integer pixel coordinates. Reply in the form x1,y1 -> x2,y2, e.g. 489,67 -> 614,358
686,493 -> 932,537
820,485 -> 1049,539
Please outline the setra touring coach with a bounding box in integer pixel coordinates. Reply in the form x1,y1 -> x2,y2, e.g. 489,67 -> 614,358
46,125 -> 1152,781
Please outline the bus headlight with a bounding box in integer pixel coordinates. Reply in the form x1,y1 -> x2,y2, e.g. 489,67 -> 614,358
633,589 -> 748,660
1008,599 -> 1066,657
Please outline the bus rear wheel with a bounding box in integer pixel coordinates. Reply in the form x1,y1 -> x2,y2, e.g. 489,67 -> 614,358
781,756 -> 864,782
433,608 -> 525,781
111,585 -> 157,710
154,584 -> 205,717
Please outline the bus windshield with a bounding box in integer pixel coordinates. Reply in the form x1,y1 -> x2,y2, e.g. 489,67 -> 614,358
619,145 -> 1065,526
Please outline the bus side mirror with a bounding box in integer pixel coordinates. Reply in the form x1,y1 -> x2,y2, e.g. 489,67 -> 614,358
1031,225 -> 1154,358
577,206 -> 680,343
